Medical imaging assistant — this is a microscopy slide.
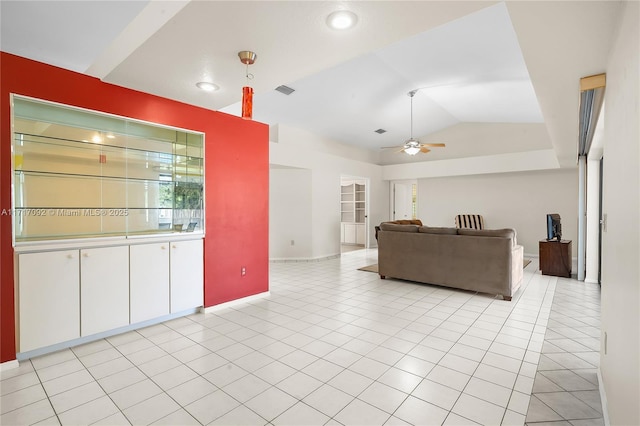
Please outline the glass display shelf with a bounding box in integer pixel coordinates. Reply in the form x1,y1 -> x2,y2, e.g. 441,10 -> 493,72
15,132 -> 203,182
12,96 -> 204,244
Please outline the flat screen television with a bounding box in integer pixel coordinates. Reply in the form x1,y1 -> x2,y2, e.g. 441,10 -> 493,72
546,213 -> 562,241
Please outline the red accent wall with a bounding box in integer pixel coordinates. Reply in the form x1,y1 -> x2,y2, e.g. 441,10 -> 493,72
0,53 -> 269,363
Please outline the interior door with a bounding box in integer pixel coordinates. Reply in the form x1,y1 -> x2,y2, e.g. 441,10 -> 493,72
393,183 -> 413,220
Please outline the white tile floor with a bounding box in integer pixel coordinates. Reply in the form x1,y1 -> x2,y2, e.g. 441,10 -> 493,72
525,276 -> 603,426
1,249 -> 590,425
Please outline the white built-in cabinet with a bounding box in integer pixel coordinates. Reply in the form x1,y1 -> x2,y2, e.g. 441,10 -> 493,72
16,238 -> 203,354
81,246 -> 129,336
12,97 -> 207,355
341,180 -> 366,245
342,223 -> 357,245
18,250 -> 80,353
130,243 -> 170,324
356,223 -> 366,244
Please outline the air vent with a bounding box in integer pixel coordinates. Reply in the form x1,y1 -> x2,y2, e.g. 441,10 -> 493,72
275,85 -> 295,95
374,129 -> 387,134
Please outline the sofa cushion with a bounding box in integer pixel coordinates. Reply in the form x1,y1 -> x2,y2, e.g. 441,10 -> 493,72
458,228 -> 517,246
418,226 -> 458,235
379,223 -> 419,232
389,219 -> 423,226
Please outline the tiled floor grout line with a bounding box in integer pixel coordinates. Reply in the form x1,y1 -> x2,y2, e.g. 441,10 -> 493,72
26,358 -> 61,425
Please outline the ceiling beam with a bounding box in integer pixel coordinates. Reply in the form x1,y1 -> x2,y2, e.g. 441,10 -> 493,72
85,0 -> 190,79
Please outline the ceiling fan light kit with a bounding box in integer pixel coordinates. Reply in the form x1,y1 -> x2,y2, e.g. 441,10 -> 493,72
403,138 -> 421,156
238,51 -> 257,120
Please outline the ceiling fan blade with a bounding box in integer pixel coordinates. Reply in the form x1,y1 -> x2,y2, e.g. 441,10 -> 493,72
420,147 -> 431,153
396,147 -> 406,153
381,145 -> 403,149
420,143 -> 446,147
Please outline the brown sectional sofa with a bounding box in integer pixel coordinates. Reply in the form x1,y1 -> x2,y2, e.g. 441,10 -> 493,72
377,223 -> 524,301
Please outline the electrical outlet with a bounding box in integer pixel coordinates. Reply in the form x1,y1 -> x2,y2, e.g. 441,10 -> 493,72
290,240 -> 295,246
241,266 -> 246,276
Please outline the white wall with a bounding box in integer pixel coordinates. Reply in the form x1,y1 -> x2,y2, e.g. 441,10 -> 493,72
269,125 -> 388,259
269,167 -> 312,259
416,168 -> 578,257
600,2 -> 640,424
585,158 -> 601,284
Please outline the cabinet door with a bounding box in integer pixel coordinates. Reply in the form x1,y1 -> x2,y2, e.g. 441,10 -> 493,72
356,224 -> 366,245
130,243 -> 170,323
170,239 -> 204,313
343,224 -> 356,244
18,250 -> 80,352
81,246 -> 129,336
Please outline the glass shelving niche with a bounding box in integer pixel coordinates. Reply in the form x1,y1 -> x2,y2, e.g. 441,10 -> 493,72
11,96 -> 204,244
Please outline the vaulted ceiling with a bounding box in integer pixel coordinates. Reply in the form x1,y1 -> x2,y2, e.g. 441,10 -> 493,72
0,1 -> 623,166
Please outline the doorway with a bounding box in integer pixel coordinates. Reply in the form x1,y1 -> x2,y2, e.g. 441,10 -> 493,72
340,176 -> 368,253
391,180 -> 417,221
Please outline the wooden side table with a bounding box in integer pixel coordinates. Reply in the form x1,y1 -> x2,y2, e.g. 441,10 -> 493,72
539,240 -> 572,278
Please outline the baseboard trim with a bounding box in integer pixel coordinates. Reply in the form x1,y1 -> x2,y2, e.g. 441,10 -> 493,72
202,291 -> 270,313
0,359 -> 19,372
585,278 -> 600,284
270,254 -> 340,263
597,368 -> 611,426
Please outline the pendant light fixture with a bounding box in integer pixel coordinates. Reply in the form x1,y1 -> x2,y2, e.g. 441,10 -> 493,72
238,51 -> 257,120
403,90 -> 421,155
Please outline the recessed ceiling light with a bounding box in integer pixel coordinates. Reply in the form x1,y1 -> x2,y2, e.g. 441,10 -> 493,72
196,81 -> 219,92
106,133 -> 115,139
326,10 -> 358,30
92,135 -> 102,143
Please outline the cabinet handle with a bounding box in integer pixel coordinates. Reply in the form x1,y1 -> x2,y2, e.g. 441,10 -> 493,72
161,246 -> 166,250
172,245 -> 177,249
67,254 -> 74,259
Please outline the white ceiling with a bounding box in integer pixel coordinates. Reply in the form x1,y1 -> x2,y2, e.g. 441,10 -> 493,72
0,1 -> 623,167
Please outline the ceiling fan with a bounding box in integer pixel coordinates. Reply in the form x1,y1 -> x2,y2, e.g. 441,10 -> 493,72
382,90 -> 446,155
